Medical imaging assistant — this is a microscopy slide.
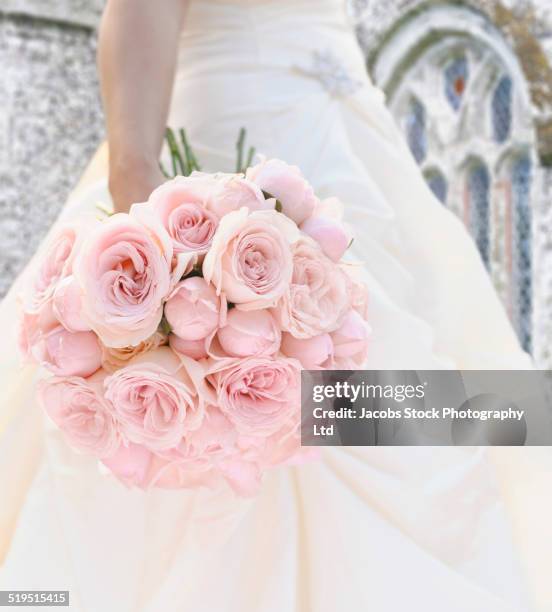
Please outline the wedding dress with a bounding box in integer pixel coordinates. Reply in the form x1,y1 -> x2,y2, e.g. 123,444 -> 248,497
1,1 -> 550,610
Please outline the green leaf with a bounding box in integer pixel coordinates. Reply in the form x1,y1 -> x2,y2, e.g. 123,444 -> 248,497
261,190 -> 283,212
159,317 -> 172,335
185,264 -> 204,279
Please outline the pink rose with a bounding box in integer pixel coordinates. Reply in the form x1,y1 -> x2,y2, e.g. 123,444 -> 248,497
168,405 -> 263,496
169,334 -> 208,360
147,176 -> 219,254
104,347 -> 204,451
52,275 -> 90,332
272,238 -> 350,338
300,216 -> 349,262
281,332 -> 334,369
25,224 -> 78,313
101,331 -> 167,373
31,326 -> 102,377
346,269 -> 370,320
246,158 -> 317,224
18,303 -> 58,361
74,214 -> 172,348
101,442 -> 153,487
38,372 -> 120,458
203,208 -> 299,310
103,442 -> 222,490
164,277 -> 224,341
209,356 -> 301,437
183,405 -> 237,459
331,309 -> 370,368
162,405 -> 237,467
206,173 -> 274,217
218,309 -> 281,357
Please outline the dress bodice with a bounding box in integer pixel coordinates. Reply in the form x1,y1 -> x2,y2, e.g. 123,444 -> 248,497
177,0 -> 365,80
169,0 -> 375,173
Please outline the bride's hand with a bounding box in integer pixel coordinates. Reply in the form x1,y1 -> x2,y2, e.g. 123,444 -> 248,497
108,161 -> 165,214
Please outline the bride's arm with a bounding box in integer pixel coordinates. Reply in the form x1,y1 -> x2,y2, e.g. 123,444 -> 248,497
98,0 -> 189,213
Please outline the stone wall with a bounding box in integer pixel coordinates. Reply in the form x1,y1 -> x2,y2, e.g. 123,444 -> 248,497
0,10 -> 104,297
2,0 -> 103,28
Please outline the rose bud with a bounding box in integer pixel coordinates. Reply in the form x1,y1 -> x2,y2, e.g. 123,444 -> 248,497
281,332 -> 334,369
246,158 -> 317,225
331,309 -> 370,368
169,334 -> 208,360
32,326 -> 102,377
218,309 -> 281,357
207,173 -> 274,217
300,216 -> 349,262
164,277 -> 222,341
52,275 -> 90,332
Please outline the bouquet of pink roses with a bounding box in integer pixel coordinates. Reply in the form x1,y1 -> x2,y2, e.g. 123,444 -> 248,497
19,131 -> 370,496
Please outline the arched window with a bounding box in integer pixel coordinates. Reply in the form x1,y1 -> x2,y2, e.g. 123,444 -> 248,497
510,155 -> 532,351
372,5 -> 536,352
467,163 -> 491,268
492,76 -> 513,143
424,168 -> 448,204
444,56 -> 469,111
405,98 -> 427,164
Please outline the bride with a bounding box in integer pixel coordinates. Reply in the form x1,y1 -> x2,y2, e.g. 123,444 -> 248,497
0,0 -> 549,610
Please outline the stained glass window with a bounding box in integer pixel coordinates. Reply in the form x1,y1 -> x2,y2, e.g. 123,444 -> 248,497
511,155 -> 532,352
384,26 -> 536,356
492,76 -> 513,143
425,169 -> 448,203
444,56 -> 468,111
468,163 -> 490,268
405,98 -> 427,164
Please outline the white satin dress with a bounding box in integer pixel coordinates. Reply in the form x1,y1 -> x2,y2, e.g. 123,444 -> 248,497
1,1 -> 551,611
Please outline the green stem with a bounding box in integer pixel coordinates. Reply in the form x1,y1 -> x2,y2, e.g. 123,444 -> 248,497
245,146 -> 256,170
159,160 -> 171,179
95,201 -> 113,217
180,129 -> 200,173
166,127 -> 186,176
236,127 -> 246,173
